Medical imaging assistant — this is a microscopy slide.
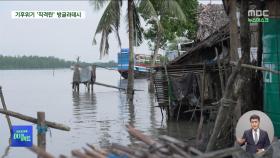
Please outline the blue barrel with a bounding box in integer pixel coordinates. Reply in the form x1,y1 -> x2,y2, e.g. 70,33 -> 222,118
118,48 -> 129,71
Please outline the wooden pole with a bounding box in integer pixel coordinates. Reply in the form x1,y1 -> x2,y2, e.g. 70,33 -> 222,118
206,0 -> 250,151
0,86 -> 12,133
83,148 -> 106,158
228,0 -> 239,62
0,108 -> 70,131
94,82 -> 126,91
37,112 -> 46,155
176,101 -> 182,121
126,125 -> 155,145
72,150 -> 92,158
215,48 -> 225,94
164,65 -> 171,119
230,61 -> 280,74
73,64 -> 80,92
183,106 -> 217,113
91,65 -> 96,91
94,82 -> 143,91
127,0 -> 135,103
196,63 -> 206,146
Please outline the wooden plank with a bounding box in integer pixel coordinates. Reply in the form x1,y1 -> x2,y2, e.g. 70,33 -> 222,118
83,148 -> 106,158
168,143 -> 192,158
0,109 -> 70,131
72,150 -> 91,158
94,82 -> 126,91
0,87 -> 12,132
126,125 -> 155,145
80,82 -> 144,92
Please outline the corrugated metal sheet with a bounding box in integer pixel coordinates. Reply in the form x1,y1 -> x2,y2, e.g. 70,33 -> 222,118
263,18 -> 280,137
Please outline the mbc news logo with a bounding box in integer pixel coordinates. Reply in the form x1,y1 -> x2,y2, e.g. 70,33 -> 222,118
248,10 -> 269,23
11,125 -> 33,147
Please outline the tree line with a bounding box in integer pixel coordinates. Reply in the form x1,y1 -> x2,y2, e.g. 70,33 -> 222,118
0,55 -> 117,69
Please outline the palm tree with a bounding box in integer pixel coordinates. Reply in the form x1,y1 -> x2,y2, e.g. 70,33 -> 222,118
144,0 -> 186,68
138,0 -> 187,92
91,0 -> 157,101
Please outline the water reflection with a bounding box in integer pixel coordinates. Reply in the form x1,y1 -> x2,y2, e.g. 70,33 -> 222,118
0,69 -> 200,157
149,94 -> 160,128
118,79 -> 127,90
97,120 -> 111,147
118,79 -> 135,126
1,144 -> 10,158
72,91 -> 97,129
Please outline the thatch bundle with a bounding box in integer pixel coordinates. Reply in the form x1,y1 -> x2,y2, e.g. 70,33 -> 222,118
197,4 -> 229,41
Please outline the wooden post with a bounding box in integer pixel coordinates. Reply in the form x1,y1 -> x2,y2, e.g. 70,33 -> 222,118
215,48 -> 225,94
91,65 -> 96,91
127,0 -> 135,103
73,64 -> 80,92
0,86 -> 12,133
164,65 -> 171,119
196,63 -> 206,146
37,112 -> 46,155
228,0 -> 239,62
206,0 -> 250,151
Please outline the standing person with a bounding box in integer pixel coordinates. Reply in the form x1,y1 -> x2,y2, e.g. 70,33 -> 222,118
237,114 -> 270,154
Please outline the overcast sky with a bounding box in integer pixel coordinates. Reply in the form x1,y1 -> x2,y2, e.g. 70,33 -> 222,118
0,0 -> 222,63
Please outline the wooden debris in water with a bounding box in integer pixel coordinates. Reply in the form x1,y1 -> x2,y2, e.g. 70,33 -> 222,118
28,125 -> 254,158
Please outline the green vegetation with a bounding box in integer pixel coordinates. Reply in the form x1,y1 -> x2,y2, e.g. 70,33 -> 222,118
142,0 -> 198,51
91,0 -> 189,97
0,55 -> 73,69
91,0 -> 156,97
92,60 -> 117,68
0,55 -> 117,69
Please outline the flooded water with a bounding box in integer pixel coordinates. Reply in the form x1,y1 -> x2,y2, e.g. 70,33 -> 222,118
0,69 -> 199,157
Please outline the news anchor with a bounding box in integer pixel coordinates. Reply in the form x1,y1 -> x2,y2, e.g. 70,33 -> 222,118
237,114 -> 270,154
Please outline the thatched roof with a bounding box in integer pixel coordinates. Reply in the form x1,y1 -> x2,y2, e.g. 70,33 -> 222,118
162,4 -> 230,65
170,23 -> 229,65
197,4 -> 229,41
